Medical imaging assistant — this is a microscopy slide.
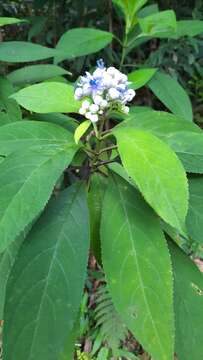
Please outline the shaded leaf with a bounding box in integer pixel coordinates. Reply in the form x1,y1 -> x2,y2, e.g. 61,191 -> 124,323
101,174 -> 174,360
3,182 -> 89,359
186,177 -> 203,245
0,77 -> 21,124
148,71 -> 193,121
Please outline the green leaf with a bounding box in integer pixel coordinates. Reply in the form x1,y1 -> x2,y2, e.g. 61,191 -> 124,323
0,42 -> 56,63
54,28 -> 113,64
113,0 -> 147,32
128,68 -> 157,90
3,182 -> 89,359
122,111 -> 203,173
0,120 -> 73,156
114,127 -> 188,233
88,173 -> 107,262
0,17 -> 27,26
11,82 -> 80,113
7,65 -> 70,86
186,177 -> 203,245
148,71 -> 193,122
0,233 -> 25,319
0,144 -> 78,253
0,77 -> 21,124
138,10 -> 177,38
175,20 -> 203,38
101,174 -> 174,360
74,120 -> 91,144
169,241 -> 203,360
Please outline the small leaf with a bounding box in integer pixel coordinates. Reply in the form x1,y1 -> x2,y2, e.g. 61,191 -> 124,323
114,127 -> 188,233
0,120 -> 73,156
3,182 -> 89,360
11,82 -> 80,113
169,241 -> 203,360
138,10 -> 177,38
7,64 -> 70,86
128,68 -> 157,89
0,17 -> 27,26
148,71 -> 193,121
113,0 -> 147,32
55,28 -> 113,63
0,144 -> 78,252
186,177 -> 203,245
0,42 -> 57,63
74,120 -> 91,144
101,174 -> 174,360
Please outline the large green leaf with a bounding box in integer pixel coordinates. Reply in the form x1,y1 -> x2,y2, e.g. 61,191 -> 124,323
169,241 -> 203,360
3,182 -> 89,360
0,42 -> 57,62
101,174 -> 174,360
175,20 -> 203,38
138,10 -> 177,38
11,82 -> 80,113
128,68 -> 157,89
88,173 -> 107,262
0,77 -> 21,125
148,72 -> 193,122
0,120 -> 73,156
7,65 -> 69,86
0,17 -> 27,26
186,177 -> 203,245
54,28 -> 113,64
121,111 -> 203,173
0,144 -> 78,253
114,127 -> 188,233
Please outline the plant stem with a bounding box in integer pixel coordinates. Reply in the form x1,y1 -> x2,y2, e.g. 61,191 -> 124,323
120,33 -> 128,70
98,145 -> 117,155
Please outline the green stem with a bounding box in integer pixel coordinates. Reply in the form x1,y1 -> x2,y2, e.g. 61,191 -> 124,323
120,33 -> 128,70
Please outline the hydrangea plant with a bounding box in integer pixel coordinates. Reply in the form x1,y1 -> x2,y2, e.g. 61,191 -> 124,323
1,2 -> 203,360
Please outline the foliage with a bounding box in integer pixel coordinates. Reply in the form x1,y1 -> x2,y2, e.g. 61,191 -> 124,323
0,1 -> 203,360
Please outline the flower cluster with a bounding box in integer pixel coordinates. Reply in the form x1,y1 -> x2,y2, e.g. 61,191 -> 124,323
74,59 -> 135,123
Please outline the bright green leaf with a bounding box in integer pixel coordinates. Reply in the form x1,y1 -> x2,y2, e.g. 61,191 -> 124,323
74,120 -> 91,144
55,28 -> 113,64
113,0 -> 147,32
0,17 -> 27,26
148,71 -> 193,121
31,113 -> 78,133
7,64 -> 70,86
0,144 -> 78,253
101,174 -> 174,360
0,120 -> 73,156
0,42 -> 57,63
128,68 -> 157,89
186,177 -> 203,245
11,82 -> 80,113
3,182 -> 89,359
114,127 -> 188,233
169,241 -> 203,360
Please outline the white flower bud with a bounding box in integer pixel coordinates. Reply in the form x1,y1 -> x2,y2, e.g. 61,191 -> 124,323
107,67 -> 117,76
82,84 -> 91,96
82,100 -> 90,110
89,104 -> 99,113
93,68 -> 105,78
74,87 -> 83,100
102,73 -> 113,88
100,100 -> 108,108
90,114 -> 99,123
108,88 -> 120,100
85,112 -> 92,120
93,95 -> 103,105
122,106 -> 129,114
79,107 -> 86,115
126,89 -> 136,102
